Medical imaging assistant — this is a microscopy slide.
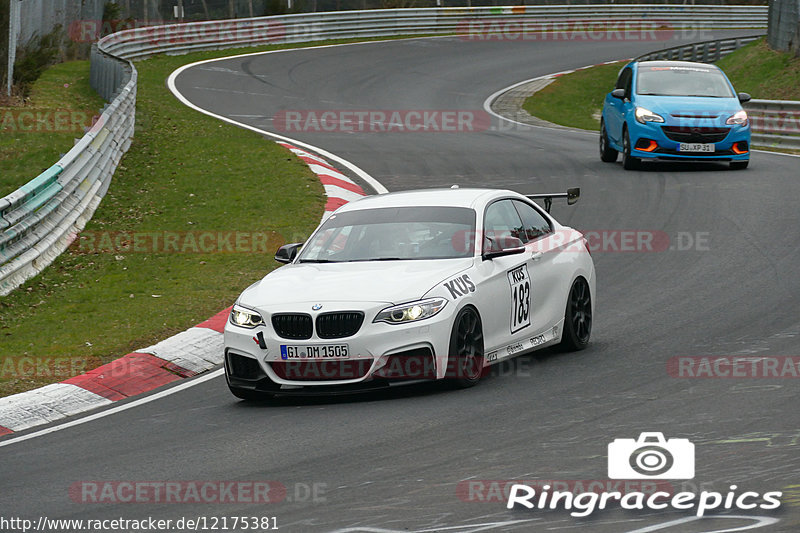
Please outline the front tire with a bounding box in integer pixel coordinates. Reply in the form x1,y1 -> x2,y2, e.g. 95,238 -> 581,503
560,277 -> 592,351
446,307 -> 485,388
600,120 -> 618,163
622,127 -> 641,170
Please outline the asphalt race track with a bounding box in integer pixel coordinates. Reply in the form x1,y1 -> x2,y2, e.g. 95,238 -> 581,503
2,31 -> 800,532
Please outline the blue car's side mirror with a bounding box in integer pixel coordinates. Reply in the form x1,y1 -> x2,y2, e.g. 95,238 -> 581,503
611,88 -> 627,100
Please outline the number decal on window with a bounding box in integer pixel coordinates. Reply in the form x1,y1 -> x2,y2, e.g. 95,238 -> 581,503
508,265 -> 531,334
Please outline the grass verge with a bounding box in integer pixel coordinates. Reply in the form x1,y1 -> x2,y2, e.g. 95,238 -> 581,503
521,62 -> 625,131
715,38 -> 800,101
522,38 -> 800,134
0,41 -> 371,397
1,61 -> 106,196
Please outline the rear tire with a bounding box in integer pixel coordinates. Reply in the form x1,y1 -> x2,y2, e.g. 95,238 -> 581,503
622,127 -> 641,170
600,120 -> 618,163
560,277 -> 592,351
730,160 -> 749,170
446,307 -> 484,388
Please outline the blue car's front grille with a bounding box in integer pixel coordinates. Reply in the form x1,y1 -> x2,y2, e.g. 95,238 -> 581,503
661,126 -> 730,143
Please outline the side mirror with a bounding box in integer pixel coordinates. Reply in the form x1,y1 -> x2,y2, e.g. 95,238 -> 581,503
275,242 -> 303,264
611,88 -> 627,100
483,236 -> 526,261
737,92 -> 751,103
567,187 -> 580,205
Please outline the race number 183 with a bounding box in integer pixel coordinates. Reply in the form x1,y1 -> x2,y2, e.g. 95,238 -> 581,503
508,265 -> 531,334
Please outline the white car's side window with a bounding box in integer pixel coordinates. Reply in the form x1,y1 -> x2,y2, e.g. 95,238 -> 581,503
512,200 -> 553,242
484,200 -> 525,249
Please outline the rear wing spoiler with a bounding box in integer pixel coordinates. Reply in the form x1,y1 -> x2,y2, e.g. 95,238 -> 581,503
526,187 -> 580,213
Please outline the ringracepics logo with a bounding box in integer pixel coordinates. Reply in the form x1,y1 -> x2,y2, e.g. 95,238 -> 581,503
506,433 -> 782,517
608,432 -> 694,479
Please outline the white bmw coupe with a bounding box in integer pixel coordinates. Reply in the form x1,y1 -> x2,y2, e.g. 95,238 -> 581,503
224,187 -> 594,399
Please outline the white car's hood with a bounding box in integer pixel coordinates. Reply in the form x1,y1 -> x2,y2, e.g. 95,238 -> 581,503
240,258 -> 474,307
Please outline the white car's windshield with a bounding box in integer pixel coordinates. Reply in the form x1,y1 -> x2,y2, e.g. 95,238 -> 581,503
297,206 -> 476,262
636,65 -> 734,98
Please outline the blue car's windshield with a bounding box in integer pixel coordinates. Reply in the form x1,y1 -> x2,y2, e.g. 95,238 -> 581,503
636,65 -> 735,98
297,206 -> 476,262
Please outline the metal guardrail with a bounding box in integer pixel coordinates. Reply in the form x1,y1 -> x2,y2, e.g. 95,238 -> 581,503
634,35 -> 763,62
99,5 -> 769,59
0,5 -> 774,296
747,100 -> 800,150
0,50 -> 136,296
635,35 -> 800,150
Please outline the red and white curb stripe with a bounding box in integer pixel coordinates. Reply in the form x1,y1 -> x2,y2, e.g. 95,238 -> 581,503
0,145 -> 366,437
277,142 -> 367,220
0,308 -> 229,435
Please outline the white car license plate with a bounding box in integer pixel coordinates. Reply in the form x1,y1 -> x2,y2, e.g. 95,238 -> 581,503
679,143 -> 715,153
280,344 -> 349,360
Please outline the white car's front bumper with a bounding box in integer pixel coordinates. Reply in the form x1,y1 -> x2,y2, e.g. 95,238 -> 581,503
223,300 -> 458,392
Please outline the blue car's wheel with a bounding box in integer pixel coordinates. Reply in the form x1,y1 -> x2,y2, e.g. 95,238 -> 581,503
622,127 -> 641,170
600,120 -> 618,163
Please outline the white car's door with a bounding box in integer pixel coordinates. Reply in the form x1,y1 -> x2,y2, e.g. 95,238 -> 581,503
475,199 -> 537,356
512,199 -> 568,336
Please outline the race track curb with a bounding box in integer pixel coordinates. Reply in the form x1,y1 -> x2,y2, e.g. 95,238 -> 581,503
0,144 -> 365,437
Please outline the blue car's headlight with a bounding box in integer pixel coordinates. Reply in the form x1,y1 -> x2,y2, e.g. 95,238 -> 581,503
726,110 -> 748,126
635,107 -> 665,124
230,304 -> 265,328
374,298 -> 447,324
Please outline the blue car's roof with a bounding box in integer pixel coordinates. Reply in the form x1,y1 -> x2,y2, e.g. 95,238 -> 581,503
633,60 -> 721,70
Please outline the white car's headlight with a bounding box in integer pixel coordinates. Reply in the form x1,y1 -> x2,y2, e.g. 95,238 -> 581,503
726,110 -> 748,126
230,304 -> 265,328
374,298 -> 447,324
635,106 -> 665,124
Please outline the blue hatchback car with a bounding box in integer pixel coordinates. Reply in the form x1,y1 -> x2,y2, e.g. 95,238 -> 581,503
600,60 -> 751,170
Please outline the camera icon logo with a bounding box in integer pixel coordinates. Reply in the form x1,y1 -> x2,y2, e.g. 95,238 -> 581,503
608,432 -> 695,479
